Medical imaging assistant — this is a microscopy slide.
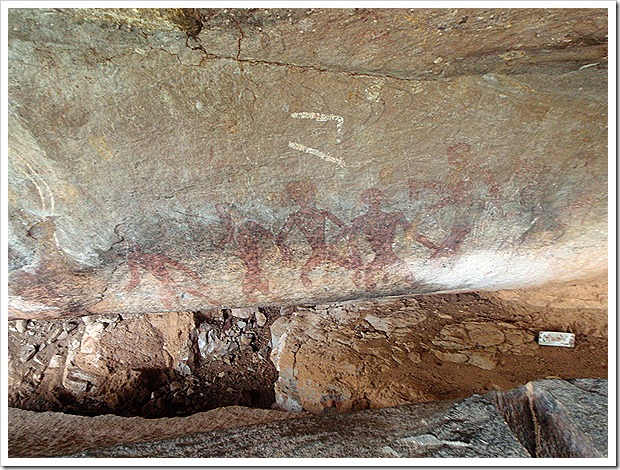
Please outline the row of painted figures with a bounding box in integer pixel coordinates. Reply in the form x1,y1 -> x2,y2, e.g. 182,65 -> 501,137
118,142 -> 591,306
120,182 -> 440,307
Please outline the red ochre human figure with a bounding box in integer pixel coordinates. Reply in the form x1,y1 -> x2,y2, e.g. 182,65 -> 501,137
215,203 -> 278,303
120,239 -> 216,309
276,180 -> 362,289
408,142 -> 501,259
514,159 -> 567,244
347,188 -> 438,291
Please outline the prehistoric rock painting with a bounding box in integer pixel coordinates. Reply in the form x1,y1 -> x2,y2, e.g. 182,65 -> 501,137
118,239 -> 216,309
288,112 -> 346,168
560,153 -> 607,224
518,177 -> 566,243
409,142 -> 501,258
346,188 -> 438,290
276,180 -> 362,289
8,219 -> 106,318
513,159 -> 567,245
9,219 -> 67,304
215,203 -> 279,303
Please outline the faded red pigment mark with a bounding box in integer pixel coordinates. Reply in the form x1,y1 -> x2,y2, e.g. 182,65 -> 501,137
9,219 -> 105,316
511,158 -> 567,244
562,153 -> 606,216
346,188 -> 437,290
216,203 -> 279,303
277,180 -> 362,289
409,142 -> 500,258
120,241 -> 217,309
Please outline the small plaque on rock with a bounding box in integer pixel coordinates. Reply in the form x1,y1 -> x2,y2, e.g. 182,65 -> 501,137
538,331 -> 575,348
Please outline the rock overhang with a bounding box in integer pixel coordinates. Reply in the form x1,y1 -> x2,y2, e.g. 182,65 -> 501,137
7,7 -> 608,319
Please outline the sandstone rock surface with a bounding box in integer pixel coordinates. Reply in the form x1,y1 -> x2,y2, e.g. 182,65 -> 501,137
68,394 -> 533,458
8,8 -> 608,318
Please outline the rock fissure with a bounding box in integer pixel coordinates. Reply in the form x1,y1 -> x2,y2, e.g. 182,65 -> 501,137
230,15 -> 245,65
525,382 -> 541,457
176,38 -> 608,83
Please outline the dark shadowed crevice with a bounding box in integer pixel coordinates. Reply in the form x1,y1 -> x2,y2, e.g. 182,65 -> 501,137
490,386 -> 537,456
491,379 -> 608,458
7,307 -> 280,419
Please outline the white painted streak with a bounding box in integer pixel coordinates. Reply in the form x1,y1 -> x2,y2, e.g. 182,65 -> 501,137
22,160 -> 55,213
19,160 -> 61,248
20,166 -> 47,211
291,112 -> 344,143
288,141 -> 346,169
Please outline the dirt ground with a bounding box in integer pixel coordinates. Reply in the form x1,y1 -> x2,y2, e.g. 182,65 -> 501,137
7,277 -> 607,418
399,291 -> 605,398
8,308 -> 280,418
269,282 -> 607,414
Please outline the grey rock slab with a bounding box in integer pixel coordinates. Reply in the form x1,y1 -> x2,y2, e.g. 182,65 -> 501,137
8,405 -> 303,458
491,378 -> 608,458
531,379 -> 608,458
9,378 -> 607,459
68,394 -> 530,458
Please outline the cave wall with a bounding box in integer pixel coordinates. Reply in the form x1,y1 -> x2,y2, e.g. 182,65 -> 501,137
8,8 -> 608,319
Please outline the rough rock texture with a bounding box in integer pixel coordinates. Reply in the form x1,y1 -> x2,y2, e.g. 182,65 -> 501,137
57,379 -> 606,459
68,395 -> 532,458
8,277 -> 606,419
8,8 -> 608,318
270,277 -> 607,414
8,311 -> 192,415
8,405 -> 304,458
491,378 -> 608,458
8,307 -> 280,417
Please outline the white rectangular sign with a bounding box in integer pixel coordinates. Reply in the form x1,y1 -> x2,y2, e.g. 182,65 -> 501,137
538,331 -> 575,348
